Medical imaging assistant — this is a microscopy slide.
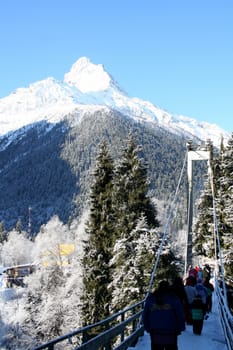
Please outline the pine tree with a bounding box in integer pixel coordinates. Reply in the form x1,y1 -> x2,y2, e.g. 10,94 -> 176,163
0,221 -> 7,243
153,234 -> 181,285
15,218 -> 23,234
15,217 -> 79,348
110,134 -> 160,311
23,265 -> 66,346
109,215 -> 158,311
192,134 -> 233,285
113,133 -> 159,238
218,133 -> 233,282
193,183 -> 216,258
81,140 -> 115,325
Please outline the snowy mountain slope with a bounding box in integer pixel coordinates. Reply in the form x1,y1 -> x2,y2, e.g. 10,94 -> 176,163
0,57 -> 229,147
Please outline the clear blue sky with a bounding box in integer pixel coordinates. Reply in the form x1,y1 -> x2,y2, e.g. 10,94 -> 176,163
1,0 -> 232,132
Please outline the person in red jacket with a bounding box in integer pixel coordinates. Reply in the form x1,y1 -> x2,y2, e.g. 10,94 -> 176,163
142,280 -> 185,350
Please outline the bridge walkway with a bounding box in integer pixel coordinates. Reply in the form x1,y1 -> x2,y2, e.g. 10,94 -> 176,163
129,292 -> 228,350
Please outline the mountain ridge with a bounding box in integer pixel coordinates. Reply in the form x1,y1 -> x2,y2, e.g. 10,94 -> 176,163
0,57 -> 230,147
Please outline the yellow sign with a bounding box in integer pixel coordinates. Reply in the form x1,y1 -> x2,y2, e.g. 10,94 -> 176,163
41,243 -> 75,266
59,244 -> 75,256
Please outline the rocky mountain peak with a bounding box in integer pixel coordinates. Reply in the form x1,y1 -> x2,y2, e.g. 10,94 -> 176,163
64,56 -> 114,93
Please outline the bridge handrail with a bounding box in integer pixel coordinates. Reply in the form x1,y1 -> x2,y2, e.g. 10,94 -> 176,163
215,280 -> 233,350
32,299 -> 145,350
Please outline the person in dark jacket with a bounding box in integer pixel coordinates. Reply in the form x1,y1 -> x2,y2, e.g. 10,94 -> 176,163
203,264 -> 211,280
191,294 -> 206,335
203,276 -> 214,312
171,276 -> 189,310
184,277 -> 196,325
142,280 -> 185,350
195,278 -> 208,313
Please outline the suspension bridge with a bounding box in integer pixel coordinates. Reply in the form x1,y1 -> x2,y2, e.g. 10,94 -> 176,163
32,140 -> 233,350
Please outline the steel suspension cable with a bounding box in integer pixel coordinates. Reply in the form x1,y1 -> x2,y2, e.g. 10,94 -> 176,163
144,152 -> 188,300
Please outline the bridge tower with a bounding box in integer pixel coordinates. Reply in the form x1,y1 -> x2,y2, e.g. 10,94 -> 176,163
185,139 -> 213,274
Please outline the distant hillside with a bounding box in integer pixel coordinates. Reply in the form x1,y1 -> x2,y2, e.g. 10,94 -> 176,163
0,108 -> 199,233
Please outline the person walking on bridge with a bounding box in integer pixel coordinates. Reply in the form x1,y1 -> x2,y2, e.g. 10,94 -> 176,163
142,280 -> 185,350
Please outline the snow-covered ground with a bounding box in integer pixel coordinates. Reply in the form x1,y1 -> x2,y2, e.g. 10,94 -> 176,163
130,292 -> 228,350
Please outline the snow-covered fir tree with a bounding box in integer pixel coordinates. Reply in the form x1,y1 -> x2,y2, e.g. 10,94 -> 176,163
81,140 -> 115,325
15,219 -> 23,234
153,233 -> 182,285
110,134 -> 160,312
0,229 -> 33,266
193,133 -> 233,287
21,217 -> 82,347
0,221 -> 8,243
109,215 -> 158,311
22,263 -> 66,348
218,133 -> 233,283
113,133 -> 159,237
193,183 -> 217,258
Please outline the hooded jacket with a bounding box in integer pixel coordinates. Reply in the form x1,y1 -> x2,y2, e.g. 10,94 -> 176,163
195,281 -> 208,304
142,287 -> 185,344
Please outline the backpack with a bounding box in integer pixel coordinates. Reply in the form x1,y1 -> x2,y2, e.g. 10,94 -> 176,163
191,295 -> 204,320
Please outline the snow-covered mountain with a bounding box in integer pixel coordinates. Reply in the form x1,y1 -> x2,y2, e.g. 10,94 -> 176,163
0,57 -> 229,147
2,56 -> 225,233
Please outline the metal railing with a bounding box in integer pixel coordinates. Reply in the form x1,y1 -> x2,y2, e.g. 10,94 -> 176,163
215,280 -> 233,350
32,300 -> 145,350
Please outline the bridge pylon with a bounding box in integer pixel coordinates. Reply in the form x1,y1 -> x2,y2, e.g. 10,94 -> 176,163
185,139 -> 213,274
